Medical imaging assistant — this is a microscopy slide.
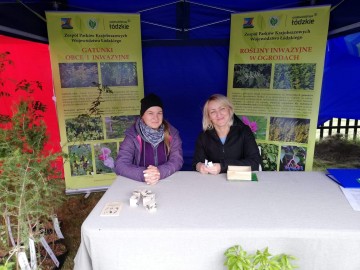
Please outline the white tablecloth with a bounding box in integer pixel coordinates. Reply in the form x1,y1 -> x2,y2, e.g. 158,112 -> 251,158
74,171 -> 360,270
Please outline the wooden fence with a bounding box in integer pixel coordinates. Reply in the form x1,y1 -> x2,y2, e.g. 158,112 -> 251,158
317,118 -> 360,140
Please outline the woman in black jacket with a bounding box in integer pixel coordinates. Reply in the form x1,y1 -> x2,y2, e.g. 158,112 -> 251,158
193,94 -> 261,174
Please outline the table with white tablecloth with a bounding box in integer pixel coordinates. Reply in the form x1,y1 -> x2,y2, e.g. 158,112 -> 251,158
74,171 -> 360,270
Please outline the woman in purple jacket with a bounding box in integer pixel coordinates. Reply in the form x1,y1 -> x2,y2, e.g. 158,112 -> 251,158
114,94 -> 183,184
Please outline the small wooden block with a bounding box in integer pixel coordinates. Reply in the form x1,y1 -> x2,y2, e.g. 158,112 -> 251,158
227,166 -> 252,181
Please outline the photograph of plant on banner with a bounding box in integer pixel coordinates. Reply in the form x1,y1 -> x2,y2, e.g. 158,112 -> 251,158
269,117 -> 310,144
280,145 -> 307,171
240,115 -> 267,140
105,115 -> 137,139
258,143 -> 279,171
94,142 -> 117,174
233,64 -> 272,89
68,144 -> 93,176
273,63 -> 316,90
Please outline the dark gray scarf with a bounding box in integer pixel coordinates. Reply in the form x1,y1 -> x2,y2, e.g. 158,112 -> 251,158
138,118 -> 164,148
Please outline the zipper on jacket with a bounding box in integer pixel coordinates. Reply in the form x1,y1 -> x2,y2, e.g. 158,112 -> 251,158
153,146 -> 158,166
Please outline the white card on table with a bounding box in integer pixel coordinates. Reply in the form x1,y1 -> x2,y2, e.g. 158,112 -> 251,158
100,202 -> 123,216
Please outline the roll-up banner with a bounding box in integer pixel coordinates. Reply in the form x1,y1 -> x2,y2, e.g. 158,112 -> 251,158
46,12 -> 144,193
227,6 -> 330,171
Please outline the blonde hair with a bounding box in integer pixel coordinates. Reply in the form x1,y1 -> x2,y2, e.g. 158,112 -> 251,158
163,120 -> 171,155
138,116 -> 171,156
202,94 -> 234,131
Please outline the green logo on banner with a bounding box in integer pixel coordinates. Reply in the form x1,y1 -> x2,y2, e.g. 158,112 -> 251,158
269,16 -> 279,27
88,19 -> 98,29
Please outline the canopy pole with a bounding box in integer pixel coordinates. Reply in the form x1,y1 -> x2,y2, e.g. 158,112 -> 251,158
16,0 -> 46,22
141,20 -> 182,31
185,19 -> 230,31
186,1 -> 236,13
137,1 -> 182,13
0,25 -> 48,42
328,22 -> 360,36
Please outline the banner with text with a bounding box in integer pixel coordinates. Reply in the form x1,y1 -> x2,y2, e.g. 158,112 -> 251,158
46,12 -> 144,192
227,6 -> 330,171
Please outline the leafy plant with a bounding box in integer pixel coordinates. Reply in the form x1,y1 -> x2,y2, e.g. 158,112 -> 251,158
224,245 -> 297,270
0,51 -> 65,269
0,262 -> 15,270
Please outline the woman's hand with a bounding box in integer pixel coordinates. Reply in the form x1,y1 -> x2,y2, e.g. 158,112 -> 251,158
196,162 -> 221,175
207,163 -> 221,175
196,162 -> 208,174
143,165 -> 160,185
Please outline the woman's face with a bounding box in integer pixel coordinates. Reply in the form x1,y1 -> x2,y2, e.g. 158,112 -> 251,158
142,106 -> 163,129
208,100 -> 231,129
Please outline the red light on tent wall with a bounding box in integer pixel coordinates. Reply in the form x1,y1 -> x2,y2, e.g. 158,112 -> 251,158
0,35 -> 63,175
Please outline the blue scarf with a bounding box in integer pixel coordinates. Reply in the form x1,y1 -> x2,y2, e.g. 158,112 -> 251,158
138,119 -> 164,148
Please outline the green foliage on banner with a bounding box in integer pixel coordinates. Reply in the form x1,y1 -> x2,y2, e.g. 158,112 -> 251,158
273,63 -> 316,90
269,117 -> 310,143
65,82 -> 113,143
258,143 -> 279,171
233,64 -> 272,89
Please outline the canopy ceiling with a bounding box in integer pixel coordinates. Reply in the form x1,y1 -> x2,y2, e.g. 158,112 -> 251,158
0,0 -> 359,43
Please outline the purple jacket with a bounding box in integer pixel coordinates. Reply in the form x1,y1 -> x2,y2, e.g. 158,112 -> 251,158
114,121 -> 184,182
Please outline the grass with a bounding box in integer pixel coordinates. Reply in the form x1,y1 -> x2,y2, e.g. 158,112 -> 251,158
54,134 -> 360,269
313,134 -> 360,171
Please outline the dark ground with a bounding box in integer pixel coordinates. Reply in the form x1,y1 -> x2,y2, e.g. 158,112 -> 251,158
57,134 -> 360,270
313,134 -> 360,170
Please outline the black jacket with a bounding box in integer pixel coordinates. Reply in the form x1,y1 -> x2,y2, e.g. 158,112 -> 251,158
192,114 -> 261,172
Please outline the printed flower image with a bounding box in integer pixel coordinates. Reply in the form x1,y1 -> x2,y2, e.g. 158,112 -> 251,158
98,147 -> 111,161
68,144 -> 93,176
279,145 -> 306,171
242,116 -> 258,132
94,142 -> 117,174
240,115 -> 267,140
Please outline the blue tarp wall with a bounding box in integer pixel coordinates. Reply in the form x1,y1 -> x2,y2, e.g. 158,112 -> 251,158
1,0 -> 360,170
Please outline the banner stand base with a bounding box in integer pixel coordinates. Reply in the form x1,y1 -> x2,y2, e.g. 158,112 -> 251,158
65,186 -> 109,196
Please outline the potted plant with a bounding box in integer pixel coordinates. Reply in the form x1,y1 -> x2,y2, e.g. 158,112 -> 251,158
224,245 -> 297,270
0,51 -> 66,269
